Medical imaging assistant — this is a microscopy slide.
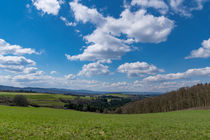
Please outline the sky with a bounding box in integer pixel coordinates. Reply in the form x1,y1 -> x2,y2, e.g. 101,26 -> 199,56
0,0 -> 209,92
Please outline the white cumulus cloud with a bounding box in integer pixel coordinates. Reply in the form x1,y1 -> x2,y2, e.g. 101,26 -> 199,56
186,38 -> 210,59
0,39 -> 38,74
66,29 -> 131,61
0,39 -> 37,55
169,0 -> 209,16
0,56 -> 35,66
70,0 -> 105,24
117,61 -> 164,77
78,61 -> 110,77
102,9 -> 174,43
67,1 -> 174,61
131,0 -> 169,14
143,67 -> 210,82
32,0 -> 63,15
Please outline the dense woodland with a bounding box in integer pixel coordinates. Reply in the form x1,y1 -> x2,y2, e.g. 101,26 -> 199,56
116,83 -> 210,114
63,95 -> 139,113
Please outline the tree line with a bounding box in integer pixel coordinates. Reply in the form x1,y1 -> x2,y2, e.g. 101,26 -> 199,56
116,83 -> 210,114
63,96 -> 132,113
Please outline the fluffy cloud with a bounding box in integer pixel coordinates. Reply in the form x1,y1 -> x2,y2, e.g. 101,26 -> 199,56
131,0 -> 209,17
23,67 -> 38,74
0,65 -> 24,73
78,61 -> 110,77
134,79 -> 201,92
169,0 -> 185,13
0,56 -> 35,66
0,71 -> 202,92
0,54 -> 36,73
69,0 -> 105,24
169,0 -> 209,16
0,39 -> 37,55
102,9 -> 174,43
2,72 -> 101,91
0,65 -> 37,74
143,67 -> 210,82
186,38 -> 210,59
12,71 -> 48,83
67,1 -> 174,61
32,0 -> 63,15
0,39 -> 38,73
66,29 -> 131,61
131,0 -> 169,14
117,61 -> 164,77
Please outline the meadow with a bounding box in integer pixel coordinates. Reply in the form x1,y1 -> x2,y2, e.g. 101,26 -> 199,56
0,105 -> 210,140
0,92 -> 142,111
0,92 -> 89,108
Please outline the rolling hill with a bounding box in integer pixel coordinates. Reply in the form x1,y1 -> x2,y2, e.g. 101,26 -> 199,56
0,85 -> 102,95
1,105 -> 210,139
0,85 -> 161,95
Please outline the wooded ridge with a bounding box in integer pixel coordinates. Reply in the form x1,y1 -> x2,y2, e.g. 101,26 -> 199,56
116,83 -> 210,114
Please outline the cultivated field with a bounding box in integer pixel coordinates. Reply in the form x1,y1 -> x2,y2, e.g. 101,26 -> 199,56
0,92 -> 89,108
0,105 -> 210,140
0,92 -> 143,111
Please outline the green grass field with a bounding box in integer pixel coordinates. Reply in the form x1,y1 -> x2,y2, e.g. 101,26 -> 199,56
0,92 -> 90,108
0,105 -> 210,140
0,92 -> 138,109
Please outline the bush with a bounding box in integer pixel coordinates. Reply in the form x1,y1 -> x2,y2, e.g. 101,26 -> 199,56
13,95 -> 29,107
0,96 -> 12,105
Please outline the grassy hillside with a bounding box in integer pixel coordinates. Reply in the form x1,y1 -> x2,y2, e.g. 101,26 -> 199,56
0,92 -> 78,108
117,83 -> 210,114
1,105 -> 210,139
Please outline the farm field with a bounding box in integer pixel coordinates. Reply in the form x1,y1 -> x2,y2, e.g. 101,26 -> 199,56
0,92 -> 144,111
0,105 -> 210,140
0,92 -> 89,108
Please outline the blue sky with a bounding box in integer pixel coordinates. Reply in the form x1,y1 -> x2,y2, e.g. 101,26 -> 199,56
0,0 -> 209,92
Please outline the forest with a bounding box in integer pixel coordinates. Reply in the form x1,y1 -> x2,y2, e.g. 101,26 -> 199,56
116,83 -> 210,114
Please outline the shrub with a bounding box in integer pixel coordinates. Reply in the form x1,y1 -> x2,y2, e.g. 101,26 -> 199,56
0,96 -> 12,105
13,95 -> 29,107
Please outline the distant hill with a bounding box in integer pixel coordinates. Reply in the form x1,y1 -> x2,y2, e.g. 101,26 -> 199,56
0,85 -> 103,95
116,83 -> 210,114
107,92 -> 161,96
0,85 -> 161,95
